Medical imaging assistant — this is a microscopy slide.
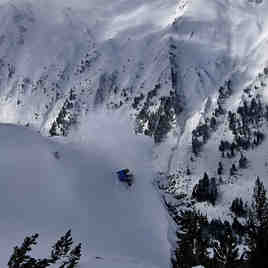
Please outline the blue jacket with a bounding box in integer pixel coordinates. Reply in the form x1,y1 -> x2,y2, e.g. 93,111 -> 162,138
117,169 -> 129,181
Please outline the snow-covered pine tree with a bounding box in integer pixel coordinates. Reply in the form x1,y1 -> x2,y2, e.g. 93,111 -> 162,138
247,177 -> 268,268
213,228 -> 239,268
8,230 -> 81,268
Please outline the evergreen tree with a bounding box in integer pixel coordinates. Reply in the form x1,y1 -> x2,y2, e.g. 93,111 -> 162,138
228,111 -> 237,135
174,236 -> 194,268
247,177 -> 268,268
192,173 -> 217,205
219,141 -> 225,157
8,233 -> 39,268
8,230 -> 81,268
232,217 -> 245,239
230,164 -> 237,176
217,162 -> 223,175
239,154 -> 248,169
174,210 -> 209,268
49,121 -> 58,136
253,131 -> 264,146
209,177 -> 218,206
252,177 -> 268,224
210,116 -> 217,131
186,167 -> 191,175
203,172 -> 209,183
213,228 -> 239,268
250,98 -> 257,117
230,142 -> 236,157
230,198 -> 247,217
265,105 -> 268,121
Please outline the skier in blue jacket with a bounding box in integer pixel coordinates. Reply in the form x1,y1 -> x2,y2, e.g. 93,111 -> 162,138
116,169 -> 133,186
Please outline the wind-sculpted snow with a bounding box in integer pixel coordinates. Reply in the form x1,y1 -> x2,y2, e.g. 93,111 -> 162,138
0,114 -> 170,268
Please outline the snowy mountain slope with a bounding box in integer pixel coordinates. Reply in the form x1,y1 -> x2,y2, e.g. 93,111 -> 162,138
0,0 -> 267,136
159,57 -> 268,267
2,0 -> 268,266
0,0 -> 250,137
0,115 -> 170,268
166,50 -> 268,223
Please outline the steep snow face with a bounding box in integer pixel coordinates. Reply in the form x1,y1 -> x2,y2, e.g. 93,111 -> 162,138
0,0 -> 253,137
166,0 -> 268,224
170,0 -> 268,112
167,0 -> 268,168
40,0 -> 180,39
0,116 -> 170,268
152,0 -> 268,172
0,2 -> 92,74
0,0 -> 181,132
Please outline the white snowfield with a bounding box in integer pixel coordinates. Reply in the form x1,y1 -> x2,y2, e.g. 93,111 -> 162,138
0,115 -> 170,268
